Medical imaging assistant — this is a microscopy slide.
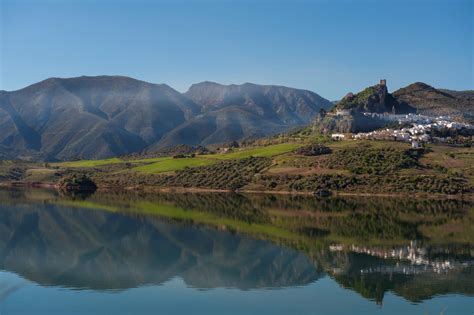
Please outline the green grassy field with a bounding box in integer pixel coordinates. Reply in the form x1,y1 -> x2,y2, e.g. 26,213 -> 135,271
132,157 -> 215,173
209,143 -> 301,160
131,143 -> 301,174
56,156 -> 172,168
56,157 -> 125,168
40,140 -> 474,195
55,143 -> 302,174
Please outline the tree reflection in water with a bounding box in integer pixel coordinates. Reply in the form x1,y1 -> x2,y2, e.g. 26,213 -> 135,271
0,188 -> 472,304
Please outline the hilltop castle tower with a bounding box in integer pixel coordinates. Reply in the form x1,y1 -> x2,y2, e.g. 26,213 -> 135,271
380,79 -> 387,86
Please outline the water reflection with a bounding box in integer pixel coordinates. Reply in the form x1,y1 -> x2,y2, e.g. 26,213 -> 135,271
0,203 -> 320,290
0,188 -> 472,306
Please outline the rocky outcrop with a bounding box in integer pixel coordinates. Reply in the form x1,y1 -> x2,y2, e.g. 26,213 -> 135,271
314,111 -> 388,133
313,81 -> 416,134
335,82 -> 400,113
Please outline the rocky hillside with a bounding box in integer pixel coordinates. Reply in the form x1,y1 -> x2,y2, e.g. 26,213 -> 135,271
315,81 -> 414,133
0,76 -> 199,160
336,82 -> 397,113
314,80 -> 474,133
393,82 -> 474,123
334,81 -> 417,114
185,81 -> 331,124
0,76 -> 331,161
152,82 -> 332,149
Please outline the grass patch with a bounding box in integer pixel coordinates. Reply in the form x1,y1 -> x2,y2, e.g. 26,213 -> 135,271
54,143 -> 300,170
123,143 -> 299,174
57,158 -> 124,168
212,143 -> 300,160
131,157 -> 215,174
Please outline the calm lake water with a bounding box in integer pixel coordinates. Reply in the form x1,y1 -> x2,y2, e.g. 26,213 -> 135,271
0,189 -> 472,315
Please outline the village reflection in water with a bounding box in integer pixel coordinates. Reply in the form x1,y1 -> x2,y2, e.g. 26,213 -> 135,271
0,188 -> 472,312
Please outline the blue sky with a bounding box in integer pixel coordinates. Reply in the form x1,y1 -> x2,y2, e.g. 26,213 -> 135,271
1,0 -> 472,99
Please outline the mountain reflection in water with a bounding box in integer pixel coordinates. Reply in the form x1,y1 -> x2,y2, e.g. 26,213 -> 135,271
0,188 -> 472,308
0,202 -> 320,290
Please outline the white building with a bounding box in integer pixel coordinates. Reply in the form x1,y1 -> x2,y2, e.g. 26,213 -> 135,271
336,109 -> 351,116
331,133 -> 345,140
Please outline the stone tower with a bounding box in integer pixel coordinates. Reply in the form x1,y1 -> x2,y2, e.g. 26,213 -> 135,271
380,79 -> 387,86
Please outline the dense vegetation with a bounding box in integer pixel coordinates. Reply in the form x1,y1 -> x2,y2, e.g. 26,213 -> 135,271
366,175 -> 469,195
324,145 -> 422,175
336,85 -> 379,110
257,174 -> 359,191
1,139 -> 472,196
294,144 -> 332,156
154,157 -> 271,190
97,157 -> 272,191
58,174 -> 97,192
0,162 -> 25,180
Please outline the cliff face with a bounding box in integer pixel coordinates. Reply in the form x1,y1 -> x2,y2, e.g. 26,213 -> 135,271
314,81 -> 415,133
336,83 -> 393,113
314,112 -> 388,134
335,82 -> 415,114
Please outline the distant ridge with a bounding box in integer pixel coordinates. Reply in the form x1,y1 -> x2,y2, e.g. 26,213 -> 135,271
393,82 -> 474,123
0,76 -> 332,161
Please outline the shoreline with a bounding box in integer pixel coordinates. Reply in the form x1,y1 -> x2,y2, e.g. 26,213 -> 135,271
1,180 -> 472,200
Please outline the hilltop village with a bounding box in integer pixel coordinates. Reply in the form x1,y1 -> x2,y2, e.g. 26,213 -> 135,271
319,80 -> 473,146
336,112 -> 473,145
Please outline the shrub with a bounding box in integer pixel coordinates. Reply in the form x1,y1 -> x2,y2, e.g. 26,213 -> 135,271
324,146 -> 421,175
295,144 -> 332,156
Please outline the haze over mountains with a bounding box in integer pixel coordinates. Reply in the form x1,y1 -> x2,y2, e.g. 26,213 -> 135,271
0,76 -> 332,160
0,76 -> 472,161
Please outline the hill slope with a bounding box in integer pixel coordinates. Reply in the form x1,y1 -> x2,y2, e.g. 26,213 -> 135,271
152,82 -> 332,149
314,81 -> 474,133
314,81 -> 414,133
0,76 -> 199,160
185,81 -> 332,124
392,82 -> 474,123
0,77 -> 332,160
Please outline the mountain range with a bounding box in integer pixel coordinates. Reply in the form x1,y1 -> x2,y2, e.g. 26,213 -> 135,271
0,76 -> 472,161
0,76 -> 331,160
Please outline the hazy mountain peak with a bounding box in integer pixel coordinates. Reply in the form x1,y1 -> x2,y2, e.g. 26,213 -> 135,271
0,76 -> 333,160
